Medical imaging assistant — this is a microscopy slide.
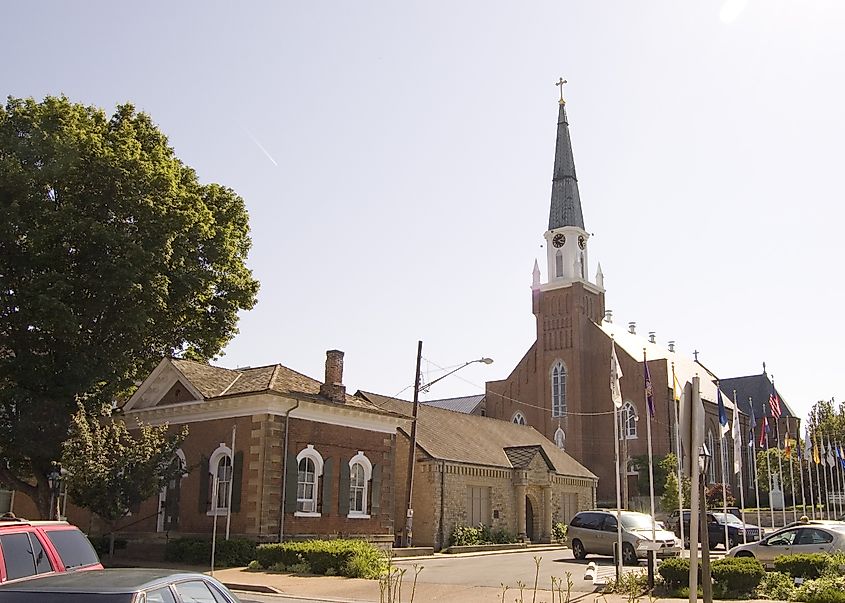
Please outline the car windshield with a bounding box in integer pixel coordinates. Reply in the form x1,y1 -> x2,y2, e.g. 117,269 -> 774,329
621,513 -> 657,530
713,513 -> 743,525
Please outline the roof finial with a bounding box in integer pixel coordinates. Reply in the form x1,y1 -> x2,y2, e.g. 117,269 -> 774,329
693,349 -> 699,362
556,77 -> 567,105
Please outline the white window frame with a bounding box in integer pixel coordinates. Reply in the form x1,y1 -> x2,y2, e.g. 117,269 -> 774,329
512,411 -> 527,426
207,443 -> 233,516
622,402 -> 637,439
551,361 -> 567,418
554,427 -> 565,450
347,451 -> 373,519
295,445 -> 324,517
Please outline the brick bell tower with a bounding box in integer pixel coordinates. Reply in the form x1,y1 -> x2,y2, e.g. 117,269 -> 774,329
531,83 -> 605,462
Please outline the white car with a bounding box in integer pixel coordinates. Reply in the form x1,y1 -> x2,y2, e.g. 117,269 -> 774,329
568,510 -> 680,565
727,521 -> 845,567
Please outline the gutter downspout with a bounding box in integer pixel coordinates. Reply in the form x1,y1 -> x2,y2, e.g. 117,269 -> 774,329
279,400 -> 301,542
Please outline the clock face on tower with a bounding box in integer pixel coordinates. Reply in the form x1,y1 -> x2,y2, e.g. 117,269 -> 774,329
578,235 -> 586,250
552,233 -> 566,248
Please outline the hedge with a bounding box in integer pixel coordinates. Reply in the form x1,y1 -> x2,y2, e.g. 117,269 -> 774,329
658,557 -> 764,594
774,554 -> 831,579
254,539 -> 386,579
164,537 -> 257,568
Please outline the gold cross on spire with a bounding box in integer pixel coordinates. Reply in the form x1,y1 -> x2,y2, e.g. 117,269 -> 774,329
556,77 -> 567,104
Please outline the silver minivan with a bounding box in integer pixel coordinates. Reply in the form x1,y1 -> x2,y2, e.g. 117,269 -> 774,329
568,510 -> 680,565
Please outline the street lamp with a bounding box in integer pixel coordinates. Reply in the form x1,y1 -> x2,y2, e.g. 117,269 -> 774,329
402,341 -> 493,548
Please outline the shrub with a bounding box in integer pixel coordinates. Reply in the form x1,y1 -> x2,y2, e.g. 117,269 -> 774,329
757,571 -> 796,601
711,557 -> 765,595
492,528 -> 516,544
658,557 -> 690,588
449,524 -> 482,546
254,540 -> 386,579
775,554 -> 832,579
551,523 -> 567,542
795,576 -> 845,603
164,537 -> 256,567
88,536 -> 127,555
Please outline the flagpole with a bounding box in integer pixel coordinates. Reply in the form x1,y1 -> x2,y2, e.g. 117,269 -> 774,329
643,351 -> 656,569
750,398 -> 762,531
821,434 -> 831,520
806,427 -> 816,520
716,385 -> 729,547
764,416 -> 775,531
672,363 -> 685,548
827,438 -> 838,519
611,340 -> 624,580
786,418 -> 797,524
835,442 -> 844,520
732,391 -> 747,543
814,420 -> 825,520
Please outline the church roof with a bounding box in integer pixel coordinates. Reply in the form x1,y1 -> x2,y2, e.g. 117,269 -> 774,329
548,101 -> 585,230
419,394 -> 484,414
596,321 -> 736,409
717,373 -> 796,420
357,391 -> 596,480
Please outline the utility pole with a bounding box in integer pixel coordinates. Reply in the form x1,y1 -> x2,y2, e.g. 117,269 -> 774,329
402,340 -> 423,547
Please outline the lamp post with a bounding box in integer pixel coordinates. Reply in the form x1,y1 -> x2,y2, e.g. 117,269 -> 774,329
698,445 -> 713,603
47,467 -> 62,521
402,341 -> 493,548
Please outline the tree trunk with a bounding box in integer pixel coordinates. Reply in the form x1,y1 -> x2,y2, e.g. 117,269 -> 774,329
0,465 -> 51,519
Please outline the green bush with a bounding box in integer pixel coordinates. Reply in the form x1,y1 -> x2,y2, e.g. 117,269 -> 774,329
88,536 -> 127,555
795,576 -> 845,603
164,537 -> 256,568
711,557 -> 765,595
552,523 -> 567,542
757,571 -> 796,601
491,528 -> 516,544
254,540 -> 386,579
775,553 -> 831,579
449,524 -> 482,546
658,557 -> 690,588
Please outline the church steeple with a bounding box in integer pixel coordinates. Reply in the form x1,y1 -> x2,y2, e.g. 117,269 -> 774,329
548,95 -> 584,230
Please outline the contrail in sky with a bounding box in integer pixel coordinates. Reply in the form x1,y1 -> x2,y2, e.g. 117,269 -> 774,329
246,130 -> 278,166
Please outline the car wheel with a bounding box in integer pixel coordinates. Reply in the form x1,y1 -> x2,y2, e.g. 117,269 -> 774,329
622,543 -> 638,566
572,539 -> 587,560
728,536 -> 738,549
734,551 -> 754,558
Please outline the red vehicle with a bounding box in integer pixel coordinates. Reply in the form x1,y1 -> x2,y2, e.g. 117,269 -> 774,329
0,517 -> 102,584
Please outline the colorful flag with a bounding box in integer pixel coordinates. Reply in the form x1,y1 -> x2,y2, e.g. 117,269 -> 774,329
610,342 -> 623,409
784,434 -> 792,459
644,357 -> 654,419
672,368 -> 681,403
748,401 -> 757,448
769,393 -> 782,419
813,435 -> 821,465
805,428 -> 813,464
717,389 -> 729,436
759,416 -> 769,448
827,440 -> 836,467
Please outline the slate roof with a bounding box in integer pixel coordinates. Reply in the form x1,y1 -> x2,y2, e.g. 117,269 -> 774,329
504,446 -> 554,470
548,102 -> 585,230
717,373 -> 796,420
419,394 -> 484,414
168,358 -> 389,414
357,391 -> 596,480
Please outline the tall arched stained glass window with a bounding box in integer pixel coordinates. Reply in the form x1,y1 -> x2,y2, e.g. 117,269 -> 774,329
551,361 -> 567,418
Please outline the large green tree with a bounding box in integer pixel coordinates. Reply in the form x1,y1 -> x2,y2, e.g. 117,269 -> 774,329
0,96 -> 259,517
61,402 -> 188,555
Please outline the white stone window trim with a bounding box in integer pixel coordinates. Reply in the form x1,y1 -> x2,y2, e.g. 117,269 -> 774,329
622,402 -> 638,440
347,451 -> 373,519
512,411 -> 527,426
550,360 -> 567,418
295,444 -> 324,518
207,444 -> 233,517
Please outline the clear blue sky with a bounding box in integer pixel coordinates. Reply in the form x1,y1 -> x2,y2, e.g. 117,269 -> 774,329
5,1 -> 843,423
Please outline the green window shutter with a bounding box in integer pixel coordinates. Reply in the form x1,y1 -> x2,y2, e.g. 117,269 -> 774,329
284,453 -> 298,513
231,451 -> 244,512
198,456 -> 210,514
321,458 -> 334,515
338,457 -> 350,516
370,463 -> 381,514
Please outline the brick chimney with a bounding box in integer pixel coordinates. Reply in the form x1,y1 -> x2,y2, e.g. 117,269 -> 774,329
319,350 -> 346,403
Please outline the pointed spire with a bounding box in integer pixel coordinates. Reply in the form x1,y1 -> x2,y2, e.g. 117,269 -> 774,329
532,259 -> 541,290
548,98 -> 585,230
596,262 -> 604,289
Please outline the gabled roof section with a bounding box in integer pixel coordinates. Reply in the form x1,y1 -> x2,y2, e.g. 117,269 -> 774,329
504,445 -> 554,470
420,394 -> 484,414
718,373 -> 796,419
358,391 -> 596,480
548,101 -> 585,230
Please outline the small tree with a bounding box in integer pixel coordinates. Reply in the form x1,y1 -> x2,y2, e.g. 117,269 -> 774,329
61,402 -> 188,556
660,453 -> 691,512
705,483 -> 737,509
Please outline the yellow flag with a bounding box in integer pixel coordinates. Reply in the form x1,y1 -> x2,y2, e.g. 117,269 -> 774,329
814,441 -> 821,465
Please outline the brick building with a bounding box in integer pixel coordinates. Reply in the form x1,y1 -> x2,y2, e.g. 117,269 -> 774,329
481,96 -> 797,507
359,392 -> 596,550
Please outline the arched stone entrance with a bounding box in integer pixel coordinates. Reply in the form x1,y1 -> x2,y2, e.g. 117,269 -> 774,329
525,496 -> 535,541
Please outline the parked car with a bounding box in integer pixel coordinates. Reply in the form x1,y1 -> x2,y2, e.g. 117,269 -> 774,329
0,516 -> 102,584
568,510 -> 680,565
668,510 -> 763,549
727,522 -> 845,567
0,568 -> 259,602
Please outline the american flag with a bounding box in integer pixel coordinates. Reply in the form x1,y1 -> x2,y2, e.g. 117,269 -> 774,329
769,393 -> 782,419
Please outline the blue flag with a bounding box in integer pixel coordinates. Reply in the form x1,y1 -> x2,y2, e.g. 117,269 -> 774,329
644,360 -> 654,419
748,401 -> 756,447
717,389 -> 729,436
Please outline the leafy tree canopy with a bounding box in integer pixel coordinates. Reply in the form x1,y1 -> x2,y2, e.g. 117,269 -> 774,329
0,96 -> 259,516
